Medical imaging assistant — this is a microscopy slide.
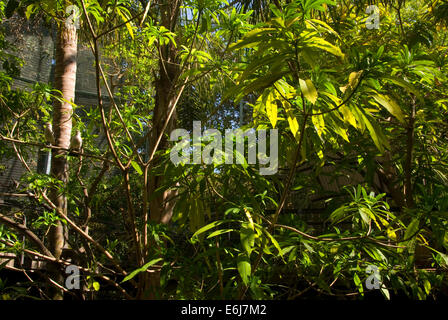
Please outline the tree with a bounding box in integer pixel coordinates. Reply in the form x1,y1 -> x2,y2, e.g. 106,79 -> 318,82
0,0 -> 447,300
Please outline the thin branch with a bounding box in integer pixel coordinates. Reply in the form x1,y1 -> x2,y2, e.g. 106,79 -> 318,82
0,135 -> 113,164
0,213 -> 53,257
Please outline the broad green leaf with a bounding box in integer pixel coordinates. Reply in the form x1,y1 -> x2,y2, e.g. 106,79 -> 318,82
330,205 -> 347,223
439,252 -> 448,267
240,227 -> 255,254
243,208 -> 255,230
359,207 -> 371,225
372,94 -> 405,123
263,229 -> 282,257
403,218 -> 420,243
265,94 -> 278,128
131,161 -> 143,175
306,19 -> 339,37
237,254 -> 251,285
305,36 -> 344,58
339,105 -> 357,128
299,78 -> 318,104
312,114 -> 325,137
227,70 -> 289,102
283,102 -> 300,141
424,280 -> 431,295
360,112 -> 387,152
116,8 -> 134,39
326,114 -> 349,142
229,28 -> 276,50
382,76 -> 424,102
353,273 -> 364,294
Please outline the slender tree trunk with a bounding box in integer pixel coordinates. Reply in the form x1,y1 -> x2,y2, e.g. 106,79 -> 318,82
145,0 -> 181,298
404,98 -> 416,208
148,0 -> 180,225
48,23 -> 77,300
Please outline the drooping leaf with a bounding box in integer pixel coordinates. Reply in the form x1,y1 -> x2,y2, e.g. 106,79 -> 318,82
372,94 -> 405,123
283,101 -> 300,141
122,258 -> 163,283
240,227 -> 256,255
207,228 -> 235,239
131,161 -> 143,175
299,78 -> 318,104
237,254 -> 251,285
264,91 -> 277,128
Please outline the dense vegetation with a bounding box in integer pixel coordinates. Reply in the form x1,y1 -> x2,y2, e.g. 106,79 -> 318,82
0,0 -> 447,300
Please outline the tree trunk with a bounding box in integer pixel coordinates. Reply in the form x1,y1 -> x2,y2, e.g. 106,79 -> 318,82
48,23 -> 77,300
145,0 -> 181,299
404,98 -> 416,208
148,1 -> 180,225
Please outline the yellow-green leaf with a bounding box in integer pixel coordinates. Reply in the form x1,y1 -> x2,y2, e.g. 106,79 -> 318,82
237,254 -> 251,285
312,114 -> 325,137
131,161 -> 143,175
116,8 -> 134,39
265,92 -> 277,128
348,71 -> 363,89
340,105 -> 357,128
306,36 -> 345,58
299,78 -> 318,104
283,102 -> 300,141
372,94 -> 405,123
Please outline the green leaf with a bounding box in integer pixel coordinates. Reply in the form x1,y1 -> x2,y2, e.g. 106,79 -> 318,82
423,279 -> 431,295
240,227 -> 256,255
263,229 -> 282,257
360,112 -> 387,152
381,287 -> 390,300
116,8 -> 134,39
311,113 -> 325,137
265,91 -> 278,128
299,78 -> 318,104
237,254 -> 251,285
339,105 -> 357,128
307,19 -> 339,37
191,220 -> 234,242
372,94 -> 405,123
353,272 -> 364,294
122,258 -> 163,283
92,281 -> 100,291
382,76 -> 424,102
438,252 -> 448,267
229,28 -> 276,50
306,36 -> 344,58
207,228 -> 235,239
404,218 -> 420,243
283,102 -> 300,141
131,161 -> 143,175
359,207 -> 371,225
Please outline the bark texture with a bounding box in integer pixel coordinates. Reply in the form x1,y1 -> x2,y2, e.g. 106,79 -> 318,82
148,1 -> 181,225
48,23 -> 77,300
